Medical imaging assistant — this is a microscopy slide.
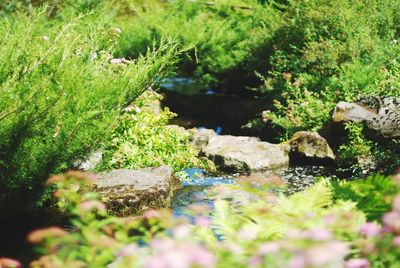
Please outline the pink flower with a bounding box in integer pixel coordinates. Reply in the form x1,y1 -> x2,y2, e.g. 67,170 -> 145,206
150,239 -> 175,251
305,241 -> 348,266
249,255 -> 262,266
173,225 -> 192,239
27,227 -> 68,244
360,222 -> 381,238
195,216 -> 211,227
382,212 -> 400,230
225,243 -> 243,255
238,227 -> 258,240
288,255 -> 306,268
393,196 -> 400,212
143,209 -> 161,220
393,236 -> 400,247
185,245 -> 216,267
145,251 -> 188,268
80,200 -> 106,212
305,228 -> 333,241
258,242 -> 280,254
0,258 -> 21,268
117,244 -> 138,257
345,258 -> 370,268
146,243 -> 216,268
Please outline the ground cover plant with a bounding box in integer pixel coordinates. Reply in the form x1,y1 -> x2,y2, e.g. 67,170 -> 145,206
98,91 -> 210,172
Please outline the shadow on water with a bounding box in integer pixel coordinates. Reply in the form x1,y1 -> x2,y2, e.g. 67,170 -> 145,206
159,77 -> 268,137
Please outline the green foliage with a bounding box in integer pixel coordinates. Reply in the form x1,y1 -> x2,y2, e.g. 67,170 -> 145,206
116,0 -> 282,88
337,122 -> 374,170
28,174 -> 398,268
261,0 -> 400,139
331,174 -> 398,221
212,181 -> 365,242
98,91 -> 209,172
0,9 -> 179,215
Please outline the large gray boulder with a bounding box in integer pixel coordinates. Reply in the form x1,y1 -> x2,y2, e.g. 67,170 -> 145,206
202,135 -> 289,172
332,96 -> 400,138
288,131 -> 335,162
94,166 -> 181,216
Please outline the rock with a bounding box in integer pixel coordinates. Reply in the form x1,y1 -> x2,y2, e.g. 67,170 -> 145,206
75,151 -> 103,171
94,166 -> 181,216
288,131 -> 335,164
187,128 -> 217,150
202,135 -> 289,172
332,96 -> 400,138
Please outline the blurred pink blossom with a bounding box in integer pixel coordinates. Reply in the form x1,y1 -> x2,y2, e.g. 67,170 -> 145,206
258,242 -> 280,254
288,255 -> 306,268
0,258 -> 21,268
392,196 -> 400,212
226,243 -> 243,255
382,212 -> 400,230
360,222 -> 381,238
143,210 -> 161,220
345,258 -> 370,268
185,244 -> 216,267
305,241 -> 348,266
248,255 -> 262,267
146,251 -> 188,268
238,227 -> 258,241
150,239 -> 175,251
80,200 -> 106,212
117,244 -> 138,257
195,216 -> 211,227
173,225 -> 192,239
306,228 -> 333,241
393,236 -> 400,247
146,242 -> 215,268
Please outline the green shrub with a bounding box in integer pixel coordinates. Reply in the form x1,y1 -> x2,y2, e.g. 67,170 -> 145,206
337,122 -> 374,171
331,174 -> 397,221
0,9 -> 179,215
98,91 -> 210,172
260,0 -> 400,138
115,0 -> 282,88
240,0 -> 400,170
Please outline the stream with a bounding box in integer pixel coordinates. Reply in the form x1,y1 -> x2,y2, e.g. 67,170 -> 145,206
171,166 -> 338,218
160,77 -> 338,218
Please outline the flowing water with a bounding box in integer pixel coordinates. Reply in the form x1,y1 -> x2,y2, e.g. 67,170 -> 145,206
160,77 -> 339,217
172,167 -> 338,218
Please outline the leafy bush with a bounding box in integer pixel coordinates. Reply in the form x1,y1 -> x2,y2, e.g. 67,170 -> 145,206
260,0 -> 400,138
0,9 -> 179,215
331,174 -> 398,221
98,91 -> 210,172
115,0 -> 282,88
